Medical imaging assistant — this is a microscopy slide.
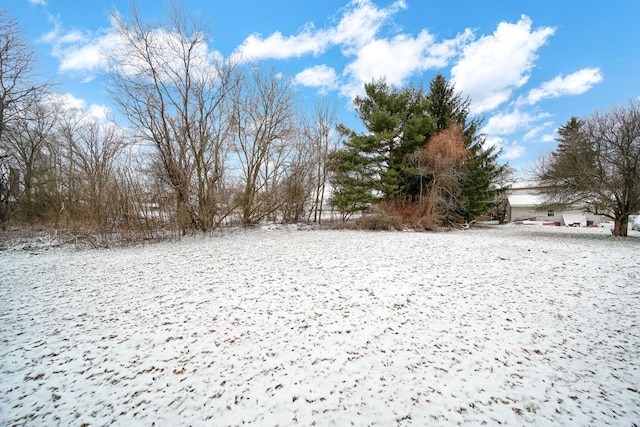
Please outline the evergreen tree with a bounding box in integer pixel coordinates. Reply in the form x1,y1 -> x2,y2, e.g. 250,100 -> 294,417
427,73 -> 505,220
328,79 -> 433,208
327,125 -> 379,219
555,117 -> 587,157
536,107 -> 640,237
329,75 -> 506,223
427,73 -> 469,132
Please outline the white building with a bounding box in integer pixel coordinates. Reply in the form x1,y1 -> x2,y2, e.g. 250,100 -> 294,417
506,181 -> 605,226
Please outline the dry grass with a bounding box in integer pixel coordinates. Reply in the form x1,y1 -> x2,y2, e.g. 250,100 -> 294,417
356,201 -> 438,231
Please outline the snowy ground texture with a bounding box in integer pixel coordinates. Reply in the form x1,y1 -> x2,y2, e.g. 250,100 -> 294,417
1,224 -> 639,426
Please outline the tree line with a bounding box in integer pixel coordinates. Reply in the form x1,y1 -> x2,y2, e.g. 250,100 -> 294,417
35,4 -> 640,244
6,5 -> 638,240
0,6 -> 510,242
0,8 -> 339,242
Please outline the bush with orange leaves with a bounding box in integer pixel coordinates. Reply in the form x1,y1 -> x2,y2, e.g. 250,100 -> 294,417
420,123 -> 468,225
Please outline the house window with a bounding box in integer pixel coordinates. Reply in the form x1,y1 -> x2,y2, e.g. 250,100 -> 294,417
547,210 -> 554,217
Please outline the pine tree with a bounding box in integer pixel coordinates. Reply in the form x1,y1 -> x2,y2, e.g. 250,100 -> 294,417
329,75 -> 506,223
328,79 -> 433,207
427,73 -> 505,220
327,125 -> 379,219
536,107 -> 640,237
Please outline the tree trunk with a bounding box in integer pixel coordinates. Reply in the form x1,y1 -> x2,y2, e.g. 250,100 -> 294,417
613,214 -> 629,237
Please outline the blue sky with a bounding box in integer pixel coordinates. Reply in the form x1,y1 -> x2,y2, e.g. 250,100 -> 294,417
5,0 -> 640,176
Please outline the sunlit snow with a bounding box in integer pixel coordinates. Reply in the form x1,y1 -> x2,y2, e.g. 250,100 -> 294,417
1,225 -> 639,425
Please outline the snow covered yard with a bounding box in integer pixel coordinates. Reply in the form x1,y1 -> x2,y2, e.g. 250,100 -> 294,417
1,225 -> 639,426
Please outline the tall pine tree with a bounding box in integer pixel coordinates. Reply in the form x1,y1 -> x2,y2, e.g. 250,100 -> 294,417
427,74 -> 505,220
329,79 -> 433,204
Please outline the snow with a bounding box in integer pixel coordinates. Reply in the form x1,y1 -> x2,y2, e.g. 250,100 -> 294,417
1,224 -> 639,425
561,213 -> 587,227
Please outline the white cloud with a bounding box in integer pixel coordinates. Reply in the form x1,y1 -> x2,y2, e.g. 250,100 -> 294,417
341,29 -> 472,99
28,0 -> 46,5
522,68 -> 603,105
45,93 -> 110,122
235,29 -> 327,61
107,23 -> 223,86
46,92 -> 85,110
41,13 -> 224,86
483,136 -> 526,161
451,15 -> 555,114
481,109 -> 549,136
40,17 -> 112,76
483,135 -> 504,150
501,141 -> 527,161
233,0 -> 473,100
233,0 -> 406,61
540,133 -> 556,143
330,0 -> 407,55
522,121 -> 554,141
295,65 -> 338,92
58,36 -> 112,74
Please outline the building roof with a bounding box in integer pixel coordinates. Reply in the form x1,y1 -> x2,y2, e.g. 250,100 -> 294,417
508,179 -> 541,190
507,194 -> 545,207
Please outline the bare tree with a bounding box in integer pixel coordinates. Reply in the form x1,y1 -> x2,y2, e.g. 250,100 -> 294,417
420,123 -> 467,225
107,4 -> 239,233
279,134 -> 315,223
69,119 -> 128,231
232,66 -> 298,226
305,99 -> 337,224
3,97 -> 60,221
0,11 -> 49,143
0,10 -> 51,226
53,105 -> 87,227
535,101 -> 640,237
0,152 -> 10,224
